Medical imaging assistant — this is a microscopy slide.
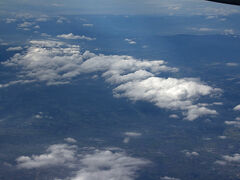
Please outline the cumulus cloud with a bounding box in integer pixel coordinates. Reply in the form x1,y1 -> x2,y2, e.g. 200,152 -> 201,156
18,21 -> 34,28
216,153 -> 240,165
114,77 -> 219,121
215,160 -> 227,166
2,40 -> 220,120
223,154 -> 240,163
184,151 -> 199,157
125,38 -> 136,44
67,150 -> 149,180
16,142 -> 149,180
34,112 -> 43,119
6,46 -> 23,51
16,144 -> 77,169
218,136 -> 227,139
57,33 -> 95,41
169,114 -> 179,119
64,137 -> 77,143
34,112 -> 52,120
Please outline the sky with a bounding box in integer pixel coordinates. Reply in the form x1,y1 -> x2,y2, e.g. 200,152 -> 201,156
1,0 -> 240,16
1,0 -> 240,179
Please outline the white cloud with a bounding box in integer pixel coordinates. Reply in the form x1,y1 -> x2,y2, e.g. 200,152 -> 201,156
15,13 -> 33,19
190,27 -> 237,36
169,114 -> 179,119
16,142 -> 149,180
161,176 -> 180,180
183,150 -> 199,157
226,62 -> 238,67
223,154 -> 240,163
56,17 -> 69,24
16,144 -> 77,169
236,117 -> 240,121
34,113 -> 43,119
83,24 -> 93,27
123,137 -> 131,143
41,33 -> 51,37
36,17 -> 49,22
2,40 -> 220,120
5,18 -> 16,23
185,151 -> 199,157
225,120 -> 240,128
34,112 -> 52,120
195,27 -> 215,32
64,137 -> 77,143
125,38 -> 136,45
68,150 -> 149,180
124,132 -> 142,137
185,105 -> 217,121
218,136 -> 227,139
52,3 -> 64,7
6,46 -> 23,51
57,33 -> 95,41
123,132 -> 142,144
224,29 -> 235,35
114,77 -> 219,121
34,25 -> 40,29
18,21 -> 34,28
212,102 -> 223,105
233,104 -> 240,111
216,153 -> 240,165
215,160 -> 227,166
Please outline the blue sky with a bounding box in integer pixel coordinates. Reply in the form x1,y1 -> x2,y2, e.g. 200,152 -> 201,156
1,0 -> 240,16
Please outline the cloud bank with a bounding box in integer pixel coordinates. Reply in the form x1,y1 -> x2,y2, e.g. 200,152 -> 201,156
2,40 -> 220,120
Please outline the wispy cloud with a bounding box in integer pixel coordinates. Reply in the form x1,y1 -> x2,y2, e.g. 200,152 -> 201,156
5,18 -> 16,23
125,38 -> 136,45
57,33 -> 95,40
123,132 -> 142,143
6,46 -> 23,51
83,24 -> 94,27
161,176 -> 180,180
